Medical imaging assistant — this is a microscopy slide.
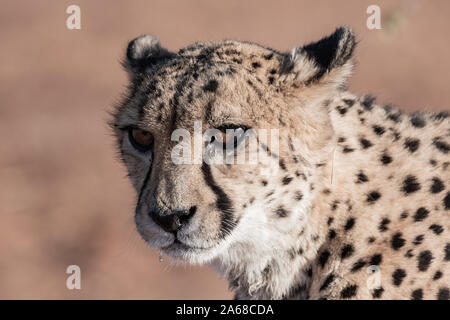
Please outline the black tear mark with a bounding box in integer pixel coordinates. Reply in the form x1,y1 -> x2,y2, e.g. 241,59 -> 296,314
318,250 -> 330,268
319,274 -> 335,291
201,163 -> 235,237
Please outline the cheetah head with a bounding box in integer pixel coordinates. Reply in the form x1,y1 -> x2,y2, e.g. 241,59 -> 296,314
111,27 -> 356,264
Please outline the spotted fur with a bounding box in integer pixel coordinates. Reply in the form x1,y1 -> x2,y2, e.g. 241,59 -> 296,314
111,26 -> 449,300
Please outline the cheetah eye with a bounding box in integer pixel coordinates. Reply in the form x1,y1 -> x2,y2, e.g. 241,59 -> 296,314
128,128 -> 154,152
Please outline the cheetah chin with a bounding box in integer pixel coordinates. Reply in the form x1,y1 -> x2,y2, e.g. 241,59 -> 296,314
111,26 -> 449,300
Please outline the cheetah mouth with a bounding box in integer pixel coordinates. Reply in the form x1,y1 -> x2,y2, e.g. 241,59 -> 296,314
162,238 -> 214,251
158,236 -> 225,262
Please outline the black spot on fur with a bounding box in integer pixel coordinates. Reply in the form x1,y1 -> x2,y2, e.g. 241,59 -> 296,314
261,180 -> 268,186
411,289 -> 423,300
368,237 -> 376,244
203,79 -> 219,92
279,159 -> 287,171
343,99 -> 355,107
380,153 -> 392,165
433,137 -> 449,154
392,269 -> 407,286
275,206 -> 289,218
400,211 -> 409,219
367,191 -> 381,204
356,171 -> 369,183
361,95 -> 376,111
251,61 -> 261,69
327,217 -> 334,226
232,57 -> 242,64
328,229 -> 337,240
282,176 -> 293,185
413,235 -> 424,246
340,285 -> 358,299
378,218 -> 390,232
295,191 -> 303,201
438,288 -> 449,300
445,243 -> 450,261
319,274 -> 335,291
402,175 -> 421,195
383,104 -> 393,112
336,106 -> 347,115
430,177 -> 445,194
388,112 -> 402,123
434,111 -> 449,120
341,244 -> 354,259
318,250 -> 330,268
444,192 -> 450,210
429,224 -> 444,235
344,217 -> 355,231
405,249 -> 414,258
331,200 -> 339,211
263,53 -> 274,60
351,259 -> 366,272
391,130 -> 401,141
391,232 -> 406,250
417,250 -> 433,272
360,138 -> 373,149
372,287 -> 384,299
433,271 -> 443,281
343,146 -> 355,153
414,207 -> 429,222
410,113 -> 426,128
370,254 -> 382,265
404,138 -> 420,153
372,125 -> 385,135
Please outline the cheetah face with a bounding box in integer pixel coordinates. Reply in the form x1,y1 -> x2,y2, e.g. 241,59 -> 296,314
111,28 -> 355,263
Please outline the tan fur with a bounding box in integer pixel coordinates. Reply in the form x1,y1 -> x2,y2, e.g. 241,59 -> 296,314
111,28 -> 450,300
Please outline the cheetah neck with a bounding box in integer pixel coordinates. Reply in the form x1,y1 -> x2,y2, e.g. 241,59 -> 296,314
211,157 -> 333,299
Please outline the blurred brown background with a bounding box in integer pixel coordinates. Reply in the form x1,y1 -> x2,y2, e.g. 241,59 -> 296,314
0,0 -> 449,299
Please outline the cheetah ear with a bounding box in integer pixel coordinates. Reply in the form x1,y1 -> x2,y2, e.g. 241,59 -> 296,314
124,35 -> 175,76
282,26 -> 356,89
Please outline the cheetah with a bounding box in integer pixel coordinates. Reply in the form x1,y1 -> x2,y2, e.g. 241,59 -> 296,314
111,26 -> 449,300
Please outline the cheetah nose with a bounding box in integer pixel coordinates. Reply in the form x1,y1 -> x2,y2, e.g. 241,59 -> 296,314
150,206 -> 197,233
